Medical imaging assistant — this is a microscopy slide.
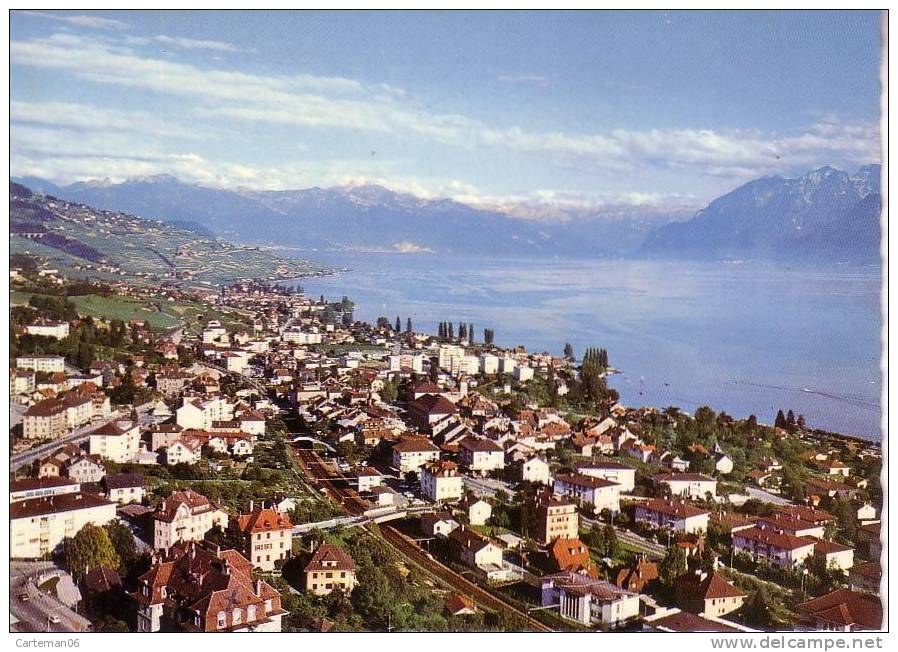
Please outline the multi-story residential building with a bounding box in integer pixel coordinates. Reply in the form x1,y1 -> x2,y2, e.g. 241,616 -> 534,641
458,436 -> 505,474
102,472 -> 145,504
89,420 -> 140,463
156,370 -> 192,397
353,466 -> 384,492
513,365 -> 534,381
518,455 -> 552,485
22,398 -> 68,440
133,541 -> 285,632
64,454 -> 106,483
176,395 -> 235,430
460,495 -> 492,526
25,320 -> 70,339
9,476 -> 80,503
812,539 -> 855,571
16,354 -> 65,373
634,499 -> 711,534
303,543 -> 357,596
11,369 -> 35,395
479,353 -> 500,375
575,461 -> 636,493
11,492 -> 117,558
151,489 -> 228,552
407,394 -> 458,430
732,527 -> 816,569
164,437 -> 204,465
533,494 -> 579,544
391,438 -> 440,473
553,473 -> 621,513
419,460 -> 464,502
653,473 -> 718,500
237,506 -> 292,571
756,514 -> 826,539
536,572 -> 640,628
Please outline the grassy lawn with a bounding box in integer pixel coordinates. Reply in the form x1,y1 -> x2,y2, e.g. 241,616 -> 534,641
70,294 -> 181,329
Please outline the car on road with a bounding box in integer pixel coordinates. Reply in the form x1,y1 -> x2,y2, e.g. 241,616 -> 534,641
49,616 -> 61,624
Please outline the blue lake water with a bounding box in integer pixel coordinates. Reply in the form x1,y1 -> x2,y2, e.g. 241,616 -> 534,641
285,251 -> 883,441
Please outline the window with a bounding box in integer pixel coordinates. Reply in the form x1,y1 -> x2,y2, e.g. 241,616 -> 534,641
217,611 -> 226,628
247,605 -> 256,621
232,608 -> 242,625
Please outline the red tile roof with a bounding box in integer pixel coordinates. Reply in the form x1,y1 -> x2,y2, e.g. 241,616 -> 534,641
638,498 -> 710,519
734,526 -> 817,551
303,543 -> 355,573
237,506 -> 292,534
799,588 -> 882,630
550,537 -> 598,577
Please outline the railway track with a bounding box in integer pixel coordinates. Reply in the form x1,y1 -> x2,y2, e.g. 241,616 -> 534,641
380,525 -> 553,632
293,446 -> 552,631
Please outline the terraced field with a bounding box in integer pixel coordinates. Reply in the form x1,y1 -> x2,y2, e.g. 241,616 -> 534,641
10,182 -> 329,288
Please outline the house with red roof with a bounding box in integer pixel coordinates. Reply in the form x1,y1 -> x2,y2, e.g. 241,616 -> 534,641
675,571 -> 746,618
132,540 -> 285,632
303,543 -> 357,596
237,505 -> 293,571
797,588 -> 882,631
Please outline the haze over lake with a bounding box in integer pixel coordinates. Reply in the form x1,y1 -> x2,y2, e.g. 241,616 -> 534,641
288,252 -> 882,441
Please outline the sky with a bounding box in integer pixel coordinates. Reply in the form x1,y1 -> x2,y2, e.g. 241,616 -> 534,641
9,10 -> 884,218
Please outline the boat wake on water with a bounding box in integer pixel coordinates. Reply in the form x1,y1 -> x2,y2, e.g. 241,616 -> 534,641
731,380 -> 879,412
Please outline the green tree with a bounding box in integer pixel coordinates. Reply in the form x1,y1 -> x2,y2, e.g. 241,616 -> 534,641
104,520 -> 137,573
659,544 -> 687,587
60,523 -> 120,581
603,524 -> 620,560
564,342 -> 574,360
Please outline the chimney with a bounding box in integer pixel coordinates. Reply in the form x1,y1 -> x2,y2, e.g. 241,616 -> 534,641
255,579 -> 262,596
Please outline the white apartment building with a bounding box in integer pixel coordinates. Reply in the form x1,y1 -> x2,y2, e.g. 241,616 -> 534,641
654,473 -> 718,500
519,456 -> 552,485
635,498 -> 711,534
165,438 -> 204,465
25,320 -> 70,340
420,460 -> 464,502
480,354 -> 500,375
151,489 -> 228,552
176,396 -> 235,430
514,365 -> 535,382
553,474 -> 621,513
391,439 -> 441,473
89,420 -> 140,463
459,437 -> 505,474
11,493 -> 117,558
576,461 -> 636,493
16,354 -> 66,373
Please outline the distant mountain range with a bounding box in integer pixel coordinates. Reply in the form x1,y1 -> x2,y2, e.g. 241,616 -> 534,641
15,164 -> 882,264
639,165 -> 882,264
12,174 -> 683,258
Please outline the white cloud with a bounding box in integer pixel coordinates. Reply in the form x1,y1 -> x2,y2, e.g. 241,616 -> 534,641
154,34 -> 257,54
16,11 -> 129,30
10,100 -> 213,141
9,31 -> 881,201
